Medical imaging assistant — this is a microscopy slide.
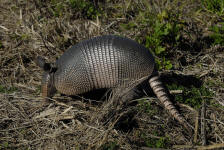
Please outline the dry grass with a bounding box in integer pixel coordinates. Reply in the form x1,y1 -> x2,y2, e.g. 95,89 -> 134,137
0,0 -> 224,149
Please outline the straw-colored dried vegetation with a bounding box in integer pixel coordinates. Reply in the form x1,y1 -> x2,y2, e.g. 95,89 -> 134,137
0,0 -> 224,149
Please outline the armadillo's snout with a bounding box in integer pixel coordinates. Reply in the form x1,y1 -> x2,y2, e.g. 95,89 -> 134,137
41,72 -> 56,99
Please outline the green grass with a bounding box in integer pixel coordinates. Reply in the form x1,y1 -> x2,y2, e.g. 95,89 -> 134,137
202,0 -> 224,15
209,22 -> 224,45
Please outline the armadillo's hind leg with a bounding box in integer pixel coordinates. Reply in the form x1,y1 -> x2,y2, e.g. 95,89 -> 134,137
148,73 -> 193,133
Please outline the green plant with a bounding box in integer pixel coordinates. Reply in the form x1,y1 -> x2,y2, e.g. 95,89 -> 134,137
0,41 -> 3,48
0,142 -> 9,149
119,2 -> 185,70
68,0 -> 100,19
120,21 -> 137,30
48,0 -> 101,19
143,14 -> 182,70
0,85 -> 17,93
206,79 -> 224,88
101,142 -> 119,150
209,22 -> 224,45
167,84 -> 214,109
210,100 -> 224,109
138,99 -> 157,116
146,137 -> 167,148
141,133 -> 169,148
133,10 -> 182,70
202,0 -> 224,15
49,0 -> 65,17
9,32 -> 30,42
145,20 -> 180,54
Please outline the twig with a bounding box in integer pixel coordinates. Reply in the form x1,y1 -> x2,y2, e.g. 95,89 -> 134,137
50,98 -> 71,108
173,143 -> 224,149
0,25 -> 9,31
170,90 -> 183,94
13,83 -> 36,91
194,111 -> 199,143
179,103 -> 195,112
0,125 -> 32,132
197,143 -> 224,150
201,100 -> 206,146
39,32 -> 54,55
173,145 -> 193,149
199,59 -> 218,77
85,124 -> 104,132
141,147 -> 170,150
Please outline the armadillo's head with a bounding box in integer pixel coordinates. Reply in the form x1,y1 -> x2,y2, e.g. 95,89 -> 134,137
36,56 -> 57,99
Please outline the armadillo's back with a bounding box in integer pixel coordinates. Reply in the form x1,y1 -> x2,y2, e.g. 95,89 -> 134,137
54,35 -> 155,95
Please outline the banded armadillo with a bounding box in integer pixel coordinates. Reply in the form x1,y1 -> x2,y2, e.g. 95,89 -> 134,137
36,35 -> 191,131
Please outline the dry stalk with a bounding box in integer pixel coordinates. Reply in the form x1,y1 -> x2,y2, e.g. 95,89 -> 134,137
194,111 -> 199,144
201,100 -> 206,146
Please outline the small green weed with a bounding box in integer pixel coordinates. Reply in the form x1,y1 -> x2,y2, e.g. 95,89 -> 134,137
167,84 -> 214,109
202,0 -> 224,15
144,20 -> 181,55
100,141 -> 119,150
146,137 -> 167,148
206,79 -> 224,88
209,22 -> 224,45
210,100 -> 224,109
49,0 -> 65,17
0,85 -> 18,93
20,33 -> 30,41
120,21 -> 137,30
141,132 -> 169,148
138,99 -> 157,116
0,142 -> 9,149
9,33 -> 30,41
48,0 -> 100,19
68,0 -> 100,19
0,41 -> 3,48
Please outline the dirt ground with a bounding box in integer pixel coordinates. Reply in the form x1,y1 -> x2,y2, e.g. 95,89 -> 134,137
0,0 -> 224,149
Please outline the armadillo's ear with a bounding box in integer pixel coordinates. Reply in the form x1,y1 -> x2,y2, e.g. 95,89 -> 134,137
35,56 -> 51,72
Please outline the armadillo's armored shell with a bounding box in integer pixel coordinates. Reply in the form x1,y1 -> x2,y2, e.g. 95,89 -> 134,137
54,35 -> 155,95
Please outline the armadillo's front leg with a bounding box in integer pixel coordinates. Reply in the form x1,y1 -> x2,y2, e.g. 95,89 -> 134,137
148,72 -> 193,133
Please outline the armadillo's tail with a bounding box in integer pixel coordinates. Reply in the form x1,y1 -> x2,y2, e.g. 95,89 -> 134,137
149,74 -> 193,134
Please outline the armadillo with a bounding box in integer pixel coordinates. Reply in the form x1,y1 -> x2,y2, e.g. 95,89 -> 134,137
36,35 -> 191,131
